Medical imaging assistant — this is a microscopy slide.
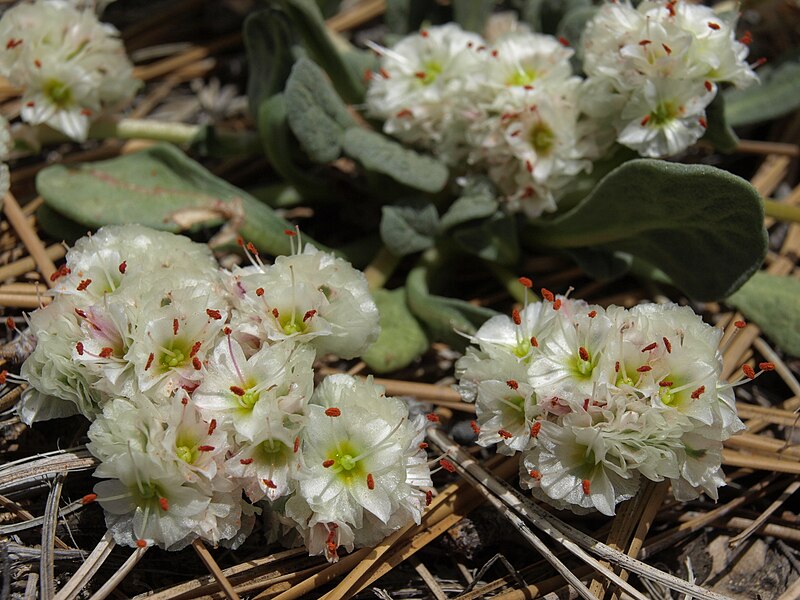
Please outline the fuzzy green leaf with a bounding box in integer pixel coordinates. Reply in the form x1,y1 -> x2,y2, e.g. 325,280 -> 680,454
452,0 -> 494,32
452,212 -> 519,266
702,93 -> 738,153
243,8 -> 295,116
440,180 -> 498,230
35,142 -> 306,256
362,288 -> 430,373
342,128 -> 449,193
285,58 -> 355,163
724,61 -> 800,126
727,271 -> 800,357
380,201 -> 440,256
526,159 -> 767,301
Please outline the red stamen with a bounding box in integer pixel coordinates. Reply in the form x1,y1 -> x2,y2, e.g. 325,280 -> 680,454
81,493 -> 97,504
99,347 -> 114,358
704,80 -> 713,92
691,386 -> 705,400
641,114 -> 651,126
230,385 -> 245,396
529,469 -> 541,480
552,299 -> 562,310
470,420 -> 480,434
263,479 -> 277,489
75,308 -> 87,318
414,71 -> 426,79
642,342 -> 658,352
223,326 -> 232,335
145,352 -> 154,371
303,310 -> 316,322
588,310 -> 597,318
396,108 -> 413,118
498,429 -> 513,439
379,68 -> 390,79
512,308 -> 521,325
636,365 -> 652,373
159,497 -> 169,511
558,36 -> 570,47
759,362 -> 775,372
207,419 -> 217,435
439,459 -> 456,473
426,413 -> 440,423
639,39 -> 651,46
740,31 -> 752,45
579,347 -> 590,362
173,319 -> 179,335
742,364 -> 756,380
582,479 -> 591,495
5,317 -> 14,330
294,437 -> 300,453
659,381 -> 673,387
76,342 -> 84,356
206,309 -> 222,320
530,421 -> 541,438
325,407 -> 341,417
50,264 -> 70,281
198,445 -> 215,452
734,320 -> 746,328
256,287 -> 264,296
615,361 -> 620,373
77,279 -> 91,291
663,337 -> 672,353
419,442 -> 428,449
192,356 -> 202,370
541,288 -> 554,302
491,49 -> 498,57
272,308 -> 280,319
518,276 -> 533,288
708,21 -> 720,30
6,39 -> 22,49
322,459 -> 335,468
583,398 -> 590,411
240,458 -> 254,465
506,379 -> 519,390
699,117 -> 707,129
425,490 -> 433,506
367,473 -> 375,489
420,30 -> 429,38
118,261 -> 127,274
189,341 -> 202,357
530,336 -> 538,348
246,242 -> 258,256
136,539 -> 148,548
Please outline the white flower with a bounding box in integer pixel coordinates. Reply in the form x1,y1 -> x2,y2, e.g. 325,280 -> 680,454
0,0 -> 139,141
292,375 -> 431,557
474,378 -> 540,455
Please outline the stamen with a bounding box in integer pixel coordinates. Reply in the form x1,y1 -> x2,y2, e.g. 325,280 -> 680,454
6,317 -> 15,330
426,413 -> 440,423
662,43 -> 672,55
425,490 -> 433,506
419,442 -> 428,449
552,299 -> 562,310
322,459 -> 335,468
158,497 -> 169,511
734,320 -> 746,328
99,347 -> 114,358
659,381 -> 674,387
498,429 -> 513,439
136,539 -> 148,548
198,445 -> 215,451
558,36 -> 570,47
173,319 -> 179,335
50,264 -> 70,281
579,347 -> 590,362
704,80 -> 713,92
118,261 -> 127,274
759,362 -> 775,372
587,310 -> 597,318
303,310 -> 316,322
663,337 -> 672,353
506,379 -> 519,390
192,357 -> 202,370
690,386 -> 705,399
256,287 -> 264,296
75,308 -> 88,318
530,336 -> 538,347
77,279 -> 91,291
541,288 -> 554,302
82,493 -> 97,504
230,385 -> 246,396
582,479 -> 591,495
636,365 -> 652,372
641,342 -> 658,352
189,341 -> 201,357
366,473 -> 375,490
512,309 -> 521,325
439,458 -> 456,473
529,469 -> 542,480
615,361 -> 620,373
207,419 -> 217,435
530,422 -> 541,437
240,458 -> 254,465
641,114 -> 651,126
76,342 -> 84,356
206,309 -> 222,320
263,479 -> 277,489
742,364 -> 756,380
708,21 -> 720,30
518,277 -> 533,288
145,353 -> 154,370
470,420 -> 480,434
294,437 -> 300,453
325,407 -> 341,417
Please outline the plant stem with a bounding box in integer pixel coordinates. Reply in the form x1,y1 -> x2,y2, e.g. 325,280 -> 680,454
92,118 -> 200,144
363,245 -> 401,290
764,198 -> 800,224
484,261 -> 540,303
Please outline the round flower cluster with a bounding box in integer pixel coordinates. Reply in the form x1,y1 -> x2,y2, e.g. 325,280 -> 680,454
365,4 -> 757,211
581,0 -> 757,158
20,225 -> 432,559
0,0 -> 139,141
456,287 -> 745,515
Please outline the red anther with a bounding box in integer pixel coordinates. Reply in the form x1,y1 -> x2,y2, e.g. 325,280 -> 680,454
364,69 -> 373,82
181,395 -> 189,405
663,337 -> 672,353
246,242 -> 258,256
519,276 -> 533,288
367,473 -> 375,489
498,429 -> 513,439
77,278 -> 92,291
79,107 -> 91,117
159,497 -> 169,511
240,458 -> 254,465
512,308 -> 522,325
698,117 -> 708,129
420,30 -> 429,38
294,437 -> 300,453
639,39 -> 652,46
50,264 -> 70,281
615,361 -> 620,373
76,342 -> 85,356
425,489 -> 433,506
734,320 -> 746,328
439,459 -> 456,473
263,479 -> 277,489
34,58 -> 41,68
396,108 -> 413,118
525,159 -> 533,173
477,45 -> 486,52
0,370 -> 6,385
704,80 -> 713,92
118,261 -> 127,274
642,342 -> 658,352
579,347 -> 590,362
641,114 -> 651,126
75,308 -> 87,318
759,362 -> 775,372
414,71 -> 426,79
740,31 -> 752,45
529,469 -> 542,480
659,381 -> 674,387
284,229 -> 297,237
237,237 -> 245,247
467,41 -> 473,48
303,309 -> 316,322
506,379 -> 519,390
582,479 -> 591,495
25,101 -> 34,107
206,309 -> 222,320
636,365 -> 652,373
754,57 -> 767,68
5,317 -> 14,330
255,287 -> 264,296
691,386 -> 705,400
530,421 -> 541,438
272,308 -> 280,319
742,364 -> 756,380
666,1 -> 676,17
419,442 -> 429,449
552,299 -> 562,310
207,419 -> 217,435
530,336 -> 539,348
558,36 -> 570,46
6,39 -> 22,49
426,413 -> 440,423
223,326 -> 232,335
583,398 -> 590,411
145,352 -> 154,370
491,49 -> 498,57
322,459 -> 335,468
81,493 -> 97,505
230,385 -> 246,397
325,407 -> 341,417
136,539 -> 148,548
708,21 -> 720,30
173,318 -> 179,335
99,347 -> 114,358
379,67 -> 390,79
198,445 -> 215,451
189,341 -> 202,358
541,288 -> 554,302
326,541 -> 337,554
192,356 -> 202,370
588,310 -> 597,318
470,420 -> 480,434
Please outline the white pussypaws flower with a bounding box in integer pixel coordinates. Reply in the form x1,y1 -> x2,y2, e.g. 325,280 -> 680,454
0,0 -> 139,141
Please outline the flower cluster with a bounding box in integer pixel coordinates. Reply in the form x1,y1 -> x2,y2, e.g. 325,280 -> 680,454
0,0 -> 139,141
581,0 -> 758,158
20,225 -> 431,559
456,287 -> 746,515
365,3 -> 757,212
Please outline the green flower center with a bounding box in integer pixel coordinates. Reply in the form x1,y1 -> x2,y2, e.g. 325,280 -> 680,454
648,101 -> 679,126
160,343 -> 188,369
507,68 -> 537,87
280,313 -> 307,336
238,388 -> 260,409
327,440 -> 365,483
176,445 -> 198,464
529,122 -> 555,155
258,439 -> 291,466
513,339 -> 531,358
417,60 -> 443,85
43,79 -> 73,108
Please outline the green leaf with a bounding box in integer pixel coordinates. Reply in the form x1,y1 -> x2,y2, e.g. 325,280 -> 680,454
342,128 -> 449,193
724,61 -> 800,126
526,159 -> 767,301
517,0 -> 592,34
284,58 -> 356,163
440,179 -> 498,230
702,93 -> 738,154
189,126 -> 263,157
243,8 -> 295,116
362,288 -> 430,373
257,93 -> 332,198
727,271 -> 800,357
452,0 -> 494,33
35,142 -> 306,256
279,0 -> 365,103
452,212 -> 519,266
556,5 -> 597,49
563,247 -> 632,281
380,201 -> 440,256
406,263 -> 497,348
36,205 -> 88,245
